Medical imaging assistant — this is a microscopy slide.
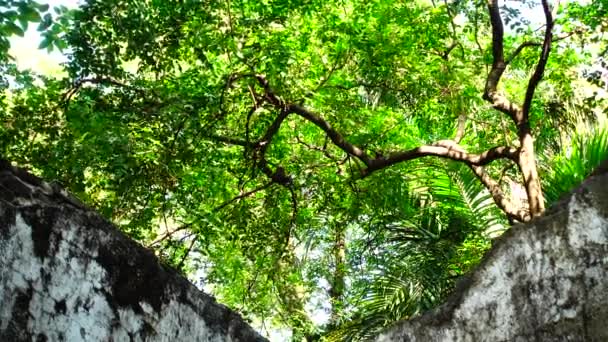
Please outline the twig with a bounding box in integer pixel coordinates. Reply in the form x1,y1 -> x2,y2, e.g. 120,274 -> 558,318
215,181 -> 274,211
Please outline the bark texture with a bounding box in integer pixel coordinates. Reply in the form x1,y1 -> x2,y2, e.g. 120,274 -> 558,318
0,160 -> 266,342
377,162 -> 608,342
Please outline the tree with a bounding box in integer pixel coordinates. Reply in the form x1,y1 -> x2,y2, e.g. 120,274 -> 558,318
1,0 -> 606,339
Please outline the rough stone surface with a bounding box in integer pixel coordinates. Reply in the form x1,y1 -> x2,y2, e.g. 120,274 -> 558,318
377,164 -> 608,342
0,160 -> 267,342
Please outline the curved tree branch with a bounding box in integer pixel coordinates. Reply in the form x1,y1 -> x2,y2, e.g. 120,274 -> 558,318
252,75 -> 518,171
363,142 -> 518,176
288,104 -> 372,165
506,30 -> 577,65
249,74 -> 525,221
522,0 -> 554,120
469,164 -> 530,222
483,0 -> 522,122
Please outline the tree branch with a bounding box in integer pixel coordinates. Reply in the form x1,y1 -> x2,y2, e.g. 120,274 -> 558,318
288,104 -> 373,165
469,164 -> 530,222
250,75 -> 525,221
252,75 -> 518,179
522,0 -> 554,121
363,141 -> 518,176
454,114 -> 467,143
506,41 -> 539,65
505,30 -> 576,65
253,109 -> 294,186
147,223 -> 191,248
295,135 -> 343,162
175,236 -> 197,270
483,0 -> 522,122
215,181 -> 274,211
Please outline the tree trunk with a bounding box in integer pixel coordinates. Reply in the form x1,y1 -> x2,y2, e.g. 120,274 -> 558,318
518,127 -> 545,218
329,223 -> 346,325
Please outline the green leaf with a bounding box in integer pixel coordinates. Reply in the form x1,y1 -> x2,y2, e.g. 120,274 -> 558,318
38,37 -> 52,50
5,22 -> 24,36
23,9 -> 42,22
37,13 -> 52,31
36,4 -> 50,12
54,38 -> 67,51
18,18 -> 28,31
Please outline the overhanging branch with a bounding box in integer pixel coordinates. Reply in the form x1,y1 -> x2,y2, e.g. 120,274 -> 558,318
363,142 -> 518,176
249,75 -> 523,221
288,104 -> 372,165
251,75 -> 518,177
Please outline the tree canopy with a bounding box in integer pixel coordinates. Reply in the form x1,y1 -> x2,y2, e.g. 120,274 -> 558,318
1,0 -> 607,340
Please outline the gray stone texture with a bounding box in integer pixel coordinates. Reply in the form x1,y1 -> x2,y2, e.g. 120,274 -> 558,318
0,159 -> 266,342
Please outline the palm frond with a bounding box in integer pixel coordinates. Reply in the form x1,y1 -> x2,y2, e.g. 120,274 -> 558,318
326,273 -> 448,341
543,123 -> 608,204
327,161 -> 501,341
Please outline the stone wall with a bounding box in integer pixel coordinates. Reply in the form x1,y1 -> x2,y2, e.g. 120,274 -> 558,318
377,164 -> 608,341
0,160 -> 266,342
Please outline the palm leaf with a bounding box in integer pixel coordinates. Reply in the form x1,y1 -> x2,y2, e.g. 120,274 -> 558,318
327,161 -> 501,341
543,123 -> 608,204
326,272 -> 448,341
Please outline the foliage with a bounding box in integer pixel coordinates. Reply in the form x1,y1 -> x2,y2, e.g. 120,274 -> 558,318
328,161 -> 499,340
0,0 -> 48,59
542,123 -> 608,205
0,0 -> 607,340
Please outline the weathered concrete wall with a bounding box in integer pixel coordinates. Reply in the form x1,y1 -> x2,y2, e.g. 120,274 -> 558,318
0,160 -> 266,342
378,165 -> 608,342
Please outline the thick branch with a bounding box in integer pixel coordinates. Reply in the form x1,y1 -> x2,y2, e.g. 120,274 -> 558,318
254,109 -> 294,186
516,0 -> 553,218
208,109 -> 293,186
250,75 -> 527,221
483,0 -> 522,122
522,0 -> 554,120
253,75 -> 518,179
288,104 -> 372,165
363,141 -> 518,176
469,164 -> 530,222
259,109 -> 290,151
253,75 -> 372,164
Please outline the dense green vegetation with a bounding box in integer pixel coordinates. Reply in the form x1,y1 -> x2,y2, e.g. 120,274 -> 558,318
1,0 -> 607,340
